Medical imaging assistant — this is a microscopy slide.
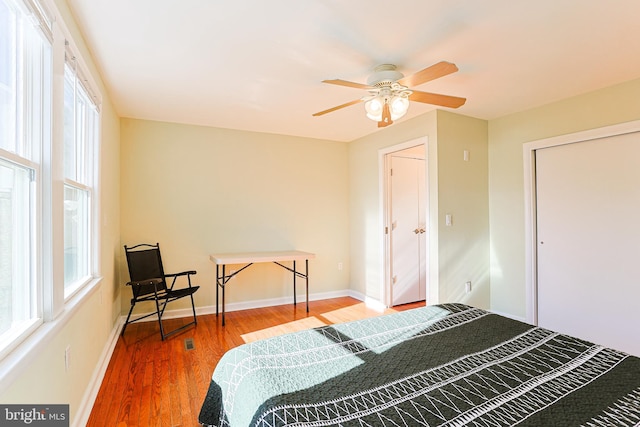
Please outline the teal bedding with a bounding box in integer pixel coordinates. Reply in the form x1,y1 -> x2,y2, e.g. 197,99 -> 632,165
198,303 -> 640,426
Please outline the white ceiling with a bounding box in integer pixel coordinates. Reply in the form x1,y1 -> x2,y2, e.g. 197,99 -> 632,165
66,0 -> 640,142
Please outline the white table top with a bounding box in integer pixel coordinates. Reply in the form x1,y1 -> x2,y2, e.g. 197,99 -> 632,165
209,250 -> 316,265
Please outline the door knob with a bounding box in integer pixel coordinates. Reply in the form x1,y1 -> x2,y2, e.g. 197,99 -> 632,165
414,228 -> 420,234
419,228 -> 426,234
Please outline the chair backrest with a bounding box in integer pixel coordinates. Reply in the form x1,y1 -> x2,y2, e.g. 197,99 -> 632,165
124,243 -> 167,295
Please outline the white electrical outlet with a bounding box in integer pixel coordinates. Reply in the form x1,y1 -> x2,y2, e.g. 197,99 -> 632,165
465,281 -> 472,293
338,262 -> 343,271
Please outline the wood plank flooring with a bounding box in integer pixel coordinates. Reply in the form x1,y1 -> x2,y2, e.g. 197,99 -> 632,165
86,297 -> 424,427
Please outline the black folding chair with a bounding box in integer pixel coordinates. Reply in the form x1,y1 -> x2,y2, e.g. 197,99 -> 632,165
122,243 -> 199,340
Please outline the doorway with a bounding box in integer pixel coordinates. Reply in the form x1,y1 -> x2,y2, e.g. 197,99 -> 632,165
383,142 -> 427,307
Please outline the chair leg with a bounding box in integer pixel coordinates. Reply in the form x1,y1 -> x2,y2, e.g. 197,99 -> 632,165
188,275 -> 197,325
121,303 -> 136,336
189,293 -> 197,325
154,297 -> 166,340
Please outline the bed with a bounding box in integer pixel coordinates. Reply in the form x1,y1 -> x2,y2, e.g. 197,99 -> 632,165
198,303 -> 640,426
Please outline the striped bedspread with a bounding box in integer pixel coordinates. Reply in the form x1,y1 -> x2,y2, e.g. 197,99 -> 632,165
198,303 -> 640,426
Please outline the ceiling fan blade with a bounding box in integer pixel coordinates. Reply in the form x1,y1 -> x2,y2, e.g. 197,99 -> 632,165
322,79 -> 372,90
397,61 -> 459,87
312,98 -> 363,116
409,90 -> 466,108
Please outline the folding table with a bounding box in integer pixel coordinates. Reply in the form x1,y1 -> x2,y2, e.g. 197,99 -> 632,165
209,250 -> 316,325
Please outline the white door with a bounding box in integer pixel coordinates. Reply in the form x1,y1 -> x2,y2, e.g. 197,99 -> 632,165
536,132 -> 640,356
390,151 -> 426,306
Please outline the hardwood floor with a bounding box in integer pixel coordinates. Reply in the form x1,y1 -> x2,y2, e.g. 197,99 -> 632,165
87,297 -> 424,427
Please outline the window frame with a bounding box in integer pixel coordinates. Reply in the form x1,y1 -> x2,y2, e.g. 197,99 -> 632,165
62,58 -> 100,300
0,0 -> 50,360
0,0 -> 103,365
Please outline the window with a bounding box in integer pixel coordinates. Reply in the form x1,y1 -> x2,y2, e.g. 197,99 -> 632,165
63,61 -> 98,298
0,0 -> 51,355
0,0 -> 101,362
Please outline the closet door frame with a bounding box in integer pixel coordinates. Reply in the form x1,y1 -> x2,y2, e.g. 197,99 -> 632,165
523,119 -> 640,325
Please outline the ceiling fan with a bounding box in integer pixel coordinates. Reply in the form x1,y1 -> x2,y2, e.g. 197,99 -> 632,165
313,61 -> 466,128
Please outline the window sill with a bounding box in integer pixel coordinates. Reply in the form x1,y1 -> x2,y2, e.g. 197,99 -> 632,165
0,319 -> 43,362
0,276 -> 102,395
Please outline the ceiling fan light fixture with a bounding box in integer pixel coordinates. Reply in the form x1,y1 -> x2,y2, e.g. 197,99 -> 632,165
390,95 -> 409,120
365,89 -> 410,123
365,96 -> 384,121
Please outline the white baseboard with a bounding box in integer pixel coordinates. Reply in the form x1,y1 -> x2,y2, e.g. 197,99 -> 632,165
362,294 -> 387,312
220,289 -> 365,313
73,318 -> 123,427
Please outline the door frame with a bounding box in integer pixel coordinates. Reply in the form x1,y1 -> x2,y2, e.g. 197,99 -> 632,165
380,137 -> 429,307
523,119 -> 640,325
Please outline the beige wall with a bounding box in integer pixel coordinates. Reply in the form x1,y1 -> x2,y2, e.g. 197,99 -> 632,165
120,107 -> 491,314
436,111 -> 489,307
488,77 -> 640,318
119,119 -> 350,310
0,0 -> 122,423
348,110 -> 489,308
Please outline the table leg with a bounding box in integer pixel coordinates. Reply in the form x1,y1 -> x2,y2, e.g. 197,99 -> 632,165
306,259 -> 309,312
216,264 -> 219,317
222,264 -> 226,326
293,260 -> 297,305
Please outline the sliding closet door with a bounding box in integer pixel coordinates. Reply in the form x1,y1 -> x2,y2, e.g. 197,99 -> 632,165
536,132 -> 640,357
